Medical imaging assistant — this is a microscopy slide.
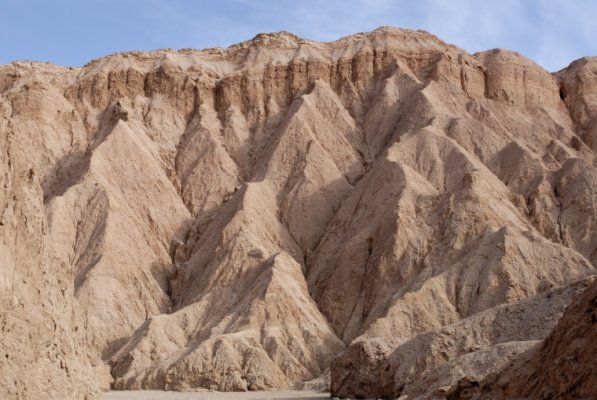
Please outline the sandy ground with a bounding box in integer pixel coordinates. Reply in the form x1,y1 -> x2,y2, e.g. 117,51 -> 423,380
104,390 -> 329,400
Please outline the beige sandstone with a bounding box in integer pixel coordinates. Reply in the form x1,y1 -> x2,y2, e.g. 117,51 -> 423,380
448,276 -> 597,400
0,27 -> 596,399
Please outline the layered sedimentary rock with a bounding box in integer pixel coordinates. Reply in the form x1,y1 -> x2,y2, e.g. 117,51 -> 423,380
447,277 -> 597,400
0,66 -> 110,399
1,27 -> 596,399
331,277 -> 595,399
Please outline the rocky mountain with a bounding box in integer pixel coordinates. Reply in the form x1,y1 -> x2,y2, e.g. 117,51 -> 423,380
0,27 -> 596,399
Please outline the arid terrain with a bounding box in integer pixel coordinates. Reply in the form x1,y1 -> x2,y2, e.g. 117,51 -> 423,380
1,27 -> 596,399
105,390 -> 327,400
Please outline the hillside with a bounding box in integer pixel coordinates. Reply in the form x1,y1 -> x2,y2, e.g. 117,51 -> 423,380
0,27 -> 596,399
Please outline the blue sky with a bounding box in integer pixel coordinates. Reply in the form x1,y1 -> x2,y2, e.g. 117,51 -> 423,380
1,0 -> 595,72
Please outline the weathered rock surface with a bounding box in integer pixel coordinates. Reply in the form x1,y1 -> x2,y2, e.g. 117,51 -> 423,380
1,27 -> 596,399
0,66 -> 111,399
452,277 -> 597,400
331,277 -> 595,398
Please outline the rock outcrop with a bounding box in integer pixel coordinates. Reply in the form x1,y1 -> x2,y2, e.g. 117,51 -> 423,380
331,277 -> 595,398
1,27 -> 596,399
449,277 -> 597,400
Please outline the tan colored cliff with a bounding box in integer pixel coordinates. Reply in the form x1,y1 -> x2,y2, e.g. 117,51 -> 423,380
1,27 -> 596,399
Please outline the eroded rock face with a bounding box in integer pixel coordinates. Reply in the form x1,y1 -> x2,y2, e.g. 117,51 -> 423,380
331,277 -> 595,399
453,277 -> 597,400
1,28 -> 596,399
0,72 -> 110,399
507,279 -> 597,400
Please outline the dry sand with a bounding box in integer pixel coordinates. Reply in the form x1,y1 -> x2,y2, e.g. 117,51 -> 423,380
104,390 -> 328,400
